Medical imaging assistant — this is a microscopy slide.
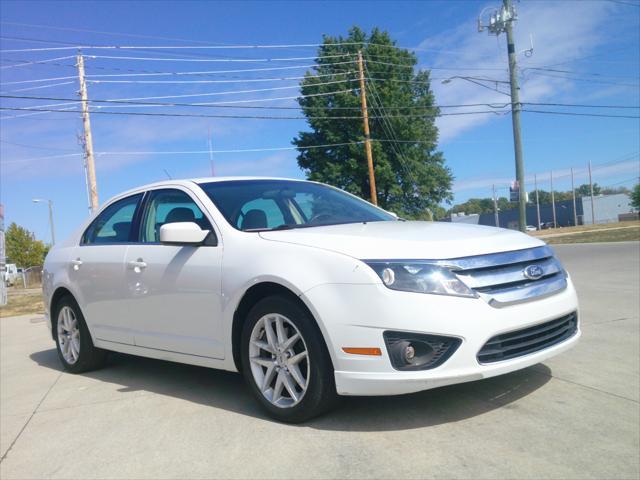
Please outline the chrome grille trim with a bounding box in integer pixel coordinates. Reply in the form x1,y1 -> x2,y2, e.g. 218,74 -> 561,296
449,246 -> 567,307
456,257 -> 562,289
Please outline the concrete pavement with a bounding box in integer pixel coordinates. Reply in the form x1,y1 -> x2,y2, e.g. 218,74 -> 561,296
1,242 -> 638,479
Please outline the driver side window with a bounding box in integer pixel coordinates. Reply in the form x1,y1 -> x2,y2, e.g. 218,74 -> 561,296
140,189 -> 213,243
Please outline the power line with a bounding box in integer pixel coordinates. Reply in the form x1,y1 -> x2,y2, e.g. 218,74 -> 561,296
87,71 -> 356,84
0,81 -> 76,94
0,106 -> 508,120
523,109 -> 639,119
0,139 -> 77,151
0,60 -> 359,84
86,53 -> 355,63
5,94 -> 635,113
366,59 -> 506,71
0,55 -> 78,70
0,93 -> 516,111
0,138 -> 462,166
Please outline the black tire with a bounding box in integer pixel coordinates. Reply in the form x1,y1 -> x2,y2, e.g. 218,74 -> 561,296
240,295 -> 338,423
53,295 -> 107,373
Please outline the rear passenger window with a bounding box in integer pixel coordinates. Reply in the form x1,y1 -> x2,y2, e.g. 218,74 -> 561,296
82,193 -> 142,245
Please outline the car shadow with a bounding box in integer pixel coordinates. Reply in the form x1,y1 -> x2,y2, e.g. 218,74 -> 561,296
30,348 -> 551,432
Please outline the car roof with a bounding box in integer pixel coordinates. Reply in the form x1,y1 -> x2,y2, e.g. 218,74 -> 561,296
111,176 -> 311,200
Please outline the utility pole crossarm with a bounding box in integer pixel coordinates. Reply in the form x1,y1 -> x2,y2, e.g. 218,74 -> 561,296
357,51 -> 378,206
77,53 -> 99,213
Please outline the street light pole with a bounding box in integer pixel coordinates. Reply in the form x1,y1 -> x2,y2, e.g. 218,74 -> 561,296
32,199 -> 55,245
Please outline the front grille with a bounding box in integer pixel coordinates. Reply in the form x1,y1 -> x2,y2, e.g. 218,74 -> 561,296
448,246 -> 568,307
477,312 -> 578,363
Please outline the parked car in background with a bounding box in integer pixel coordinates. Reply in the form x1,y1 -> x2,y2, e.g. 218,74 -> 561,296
525,225 -> 537,232
3,263 -> 19,286
42,177 -> 580,422
540,222 -> 556,230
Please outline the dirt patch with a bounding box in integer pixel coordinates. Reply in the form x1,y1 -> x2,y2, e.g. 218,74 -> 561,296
0,292 -> 45,317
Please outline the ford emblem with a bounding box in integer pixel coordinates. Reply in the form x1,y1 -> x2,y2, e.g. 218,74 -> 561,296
523,264 -> 544,280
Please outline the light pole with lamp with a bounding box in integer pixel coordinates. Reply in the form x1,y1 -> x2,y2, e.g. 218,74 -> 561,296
32,199 -> 55,245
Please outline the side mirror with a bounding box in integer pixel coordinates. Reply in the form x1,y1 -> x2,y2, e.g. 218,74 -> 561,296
159,222 -> 209,246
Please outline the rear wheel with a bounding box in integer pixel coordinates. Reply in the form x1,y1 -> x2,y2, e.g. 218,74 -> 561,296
54,295 -> 107,373
241,295 -> 337,423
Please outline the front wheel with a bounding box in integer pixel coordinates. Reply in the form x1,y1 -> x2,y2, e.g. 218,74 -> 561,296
240,295 -> 337,423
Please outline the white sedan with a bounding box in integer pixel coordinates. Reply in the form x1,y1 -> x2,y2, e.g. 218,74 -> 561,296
43,177 -> 579,422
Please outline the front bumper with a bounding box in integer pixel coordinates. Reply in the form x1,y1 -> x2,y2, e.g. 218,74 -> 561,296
301,278 -> 580,396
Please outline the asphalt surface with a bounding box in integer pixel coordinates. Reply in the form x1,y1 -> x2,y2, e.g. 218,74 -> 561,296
1,242 -> 638,479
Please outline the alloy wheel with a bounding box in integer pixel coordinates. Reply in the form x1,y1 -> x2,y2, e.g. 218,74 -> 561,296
57,306 -> 80,364
248,313 -> 310,408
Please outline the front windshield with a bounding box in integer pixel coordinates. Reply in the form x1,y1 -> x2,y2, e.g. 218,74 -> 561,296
199,179 -> 395,232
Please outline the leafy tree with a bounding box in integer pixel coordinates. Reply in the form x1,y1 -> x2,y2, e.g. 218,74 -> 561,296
5,223 -> 48,268
576,183 -> 601,196
632,184 -> 640,211
294,26 -> 452,218
601,186 -> 630,195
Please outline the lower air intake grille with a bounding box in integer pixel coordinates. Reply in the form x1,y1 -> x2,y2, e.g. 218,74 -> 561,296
477,312 -> 578,363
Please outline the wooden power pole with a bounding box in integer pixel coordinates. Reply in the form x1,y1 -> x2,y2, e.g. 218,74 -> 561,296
77,53 -> 99,212
357,51 -> 377,205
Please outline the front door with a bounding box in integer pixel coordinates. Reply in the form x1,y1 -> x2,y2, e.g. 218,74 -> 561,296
124,187 -> 224,359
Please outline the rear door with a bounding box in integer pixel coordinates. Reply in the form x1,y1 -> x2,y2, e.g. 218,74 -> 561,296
71,193 -> 143,344
124,187 -> 224,359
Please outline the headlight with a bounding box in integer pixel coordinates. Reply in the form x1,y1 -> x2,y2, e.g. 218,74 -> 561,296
364,261 -> 477,298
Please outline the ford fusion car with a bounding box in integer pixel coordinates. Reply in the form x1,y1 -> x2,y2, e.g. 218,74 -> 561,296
42,177 -> 579,422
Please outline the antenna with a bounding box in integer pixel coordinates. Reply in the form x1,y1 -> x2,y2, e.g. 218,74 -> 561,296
163,169 -> 172,179
207,126 -> 215,176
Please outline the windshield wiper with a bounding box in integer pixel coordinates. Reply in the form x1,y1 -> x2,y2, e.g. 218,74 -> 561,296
270,224 -> 299,231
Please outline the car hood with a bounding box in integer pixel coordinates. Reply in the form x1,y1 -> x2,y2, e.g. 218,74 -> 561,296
259,221 -> 545,260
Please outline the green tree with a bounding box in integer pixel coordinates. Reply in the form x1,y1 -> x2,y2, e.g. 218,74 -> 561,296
576,183 -> 601,196
5,222 -> 48,268
632,184 -> 640,210
294,26 -> 452,218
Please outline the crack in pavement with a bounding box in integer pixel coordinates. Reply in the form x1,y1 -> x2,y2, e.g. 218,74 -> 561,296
0,371 -> 63,463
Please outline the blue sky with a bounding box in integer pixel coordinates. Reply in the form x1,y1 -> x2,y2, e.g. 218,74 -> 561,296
1,0 -> 639,243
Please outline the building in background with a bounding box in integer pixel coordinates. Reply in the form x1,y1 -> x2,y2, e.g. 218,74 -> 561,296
444,193 -> 634,230
581,193 -> 634,225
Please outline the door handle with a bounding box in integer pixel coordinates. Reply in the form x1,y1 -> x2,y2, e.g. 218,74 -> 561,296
127,259 -> 147,272
71,259 -> 83,271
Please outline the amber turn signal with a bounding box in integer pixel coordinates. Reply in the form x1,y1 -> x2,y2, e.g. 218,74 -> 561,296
342,347 -> 382,356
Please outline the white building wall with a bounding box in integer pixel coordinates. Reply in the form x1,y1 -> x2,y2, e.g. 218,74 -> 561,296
581,193 -> 632,225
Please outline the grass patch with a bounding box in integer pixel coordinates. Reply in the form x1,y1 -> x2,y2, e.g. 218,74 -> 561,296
543,226 -> 640,244
530,221 -> 639,237
0,292 -> 45,317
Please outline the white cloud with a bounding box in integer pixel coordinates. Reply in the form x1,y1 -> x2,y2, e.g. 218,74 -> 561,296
421,0 -> 618,142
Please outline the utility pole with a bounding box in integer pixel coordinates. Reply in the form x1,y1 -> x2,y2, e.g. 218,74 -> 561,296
478,0 -> 526,232
534,173 -> 541,230
570,167 -> 578,226
588,160 -> 596,225
207,126 -> 215,176
357,50 -> 377,205
77,53 -> 99,212
550,171 -> 557,228
492,184 -> 500,227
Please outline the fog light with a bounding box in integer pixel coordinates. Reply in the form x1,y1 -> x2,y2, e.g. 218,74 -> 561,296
381,267 -> 395,286
404,344 -> 416,361
383,331 -> 461,371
